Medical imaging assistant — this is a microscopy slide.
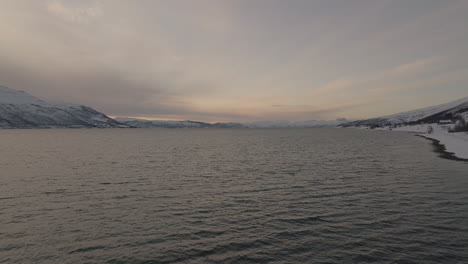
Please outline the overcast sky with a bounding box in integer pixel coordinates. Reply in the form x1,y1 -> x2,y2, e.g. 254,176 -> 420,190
1,0 -> 468,122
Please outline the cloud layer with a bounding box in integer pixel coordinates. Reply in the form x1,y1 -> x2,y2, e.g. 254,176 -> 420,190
1,0 -> 468,121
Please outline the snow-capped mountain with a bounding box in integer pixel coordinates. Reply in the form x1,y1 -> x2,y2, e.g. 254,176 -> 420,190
343,96 -> 468,127
115,117 -> 244,128
0,85 -> 128,128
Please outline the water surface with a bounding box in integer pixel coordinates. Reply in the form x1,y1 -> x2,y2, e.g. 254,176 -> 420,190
1,128 -> 467,263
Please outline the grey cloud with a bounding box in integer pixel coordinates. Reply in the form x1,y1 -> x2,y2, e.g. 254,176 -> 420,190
1,0 -> 468,122
0,55 -> 212,118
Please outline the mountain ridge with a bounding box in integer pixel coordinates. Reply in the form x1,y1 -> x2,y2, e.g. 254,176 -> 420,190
0,85 -> 128,129
342,96 -> 468,128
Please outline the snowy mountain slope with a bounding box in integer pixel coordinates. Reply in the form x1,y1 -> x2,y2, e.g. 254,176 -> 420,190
0,85 -> 128,128
115,117 -> 245,128
381,96 -> 468,123
343,96 -> 468,127
418,101 -> 468,123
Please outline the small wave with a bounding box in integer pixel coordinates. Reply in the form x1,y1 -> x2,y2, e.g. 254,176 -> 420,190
273,216 -> 330,225
69,245 -> 107,254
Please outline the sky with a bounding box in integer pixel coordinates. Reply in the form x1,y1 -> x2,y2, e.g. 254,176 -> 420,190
1,0 -> 468,122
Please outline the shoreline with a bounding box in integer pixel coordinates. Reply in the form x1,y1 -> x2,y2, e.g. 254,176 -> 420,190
415,134 -> 468,162
383,124 -> 468,161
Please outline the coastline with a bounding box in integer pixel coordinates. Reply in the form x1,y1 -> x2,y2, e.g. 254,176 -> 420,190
385,124 -> 468,161
416,135 -> 468,161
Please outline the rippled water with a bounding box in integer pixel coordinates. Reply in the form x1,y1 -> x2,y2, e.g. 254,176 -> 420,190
1,128 -> 467,264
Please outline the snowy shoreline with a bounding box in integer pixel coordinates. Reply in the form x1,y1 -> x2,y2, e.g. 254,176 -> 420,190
378,124 -> 468,160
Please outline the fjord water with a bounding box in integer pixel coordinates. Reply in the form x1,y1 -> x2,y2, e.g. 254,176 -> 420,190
1,129 -> 467,264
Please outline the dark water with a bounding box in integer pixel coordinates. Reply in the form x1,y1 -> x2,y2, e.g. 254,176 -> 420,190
1,128 -> 467,264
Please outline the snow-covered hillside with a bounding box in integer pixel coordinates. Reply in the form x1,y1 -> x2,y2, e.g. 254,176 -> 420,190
343,96 -> 468,127
342,95 -> 468,160
0,85 -> 128,129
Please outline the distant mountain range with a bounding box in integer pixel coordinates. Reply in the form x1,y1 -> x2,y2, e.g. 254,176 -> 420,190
114,117 -> 348,128
1,85 -> 467,129
342,96 -> 468,128
114,117 -> 245,128
0,86 -> 128,128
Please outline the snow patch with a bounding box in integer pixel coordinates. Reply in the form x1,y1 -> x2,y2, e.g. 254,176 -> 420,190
392,124 -> 468,160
